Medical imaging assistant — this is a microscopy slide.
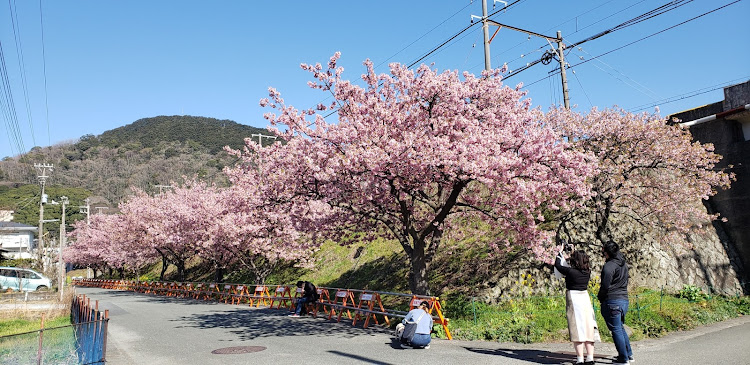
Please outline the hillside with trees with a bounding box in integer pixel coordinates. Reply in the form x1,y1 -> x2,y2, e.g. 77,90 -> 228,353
0,116 -> 270,205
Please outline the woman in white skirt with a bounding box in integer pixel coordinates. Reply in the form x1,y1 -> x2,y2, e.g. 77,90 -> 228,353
555,249 -> 600,365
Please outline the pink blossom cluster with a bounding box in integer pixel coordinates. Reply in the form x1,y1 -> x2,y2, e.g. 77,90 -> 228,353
545,107 -> 733,248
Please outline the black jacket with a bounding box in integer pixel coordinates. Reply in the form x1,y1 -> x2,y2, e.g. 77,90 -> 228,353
597,252 -> 629,302
302,281 -> 319,302
555,256 -> 590,291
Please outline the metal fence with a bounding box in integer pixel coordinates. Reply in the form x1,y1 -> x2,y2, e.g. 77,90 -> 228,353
70,294 -> 109,364
0,295 -> 108,365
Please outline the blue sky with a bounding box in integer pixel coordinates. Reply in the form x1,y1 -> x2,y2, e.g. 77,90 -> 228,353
1,0 -> 748,159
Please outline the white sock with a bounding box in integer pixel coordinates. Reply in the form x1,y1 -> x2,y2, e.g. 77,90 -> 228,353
577,355 -> 584,363
586,354 -> 594,362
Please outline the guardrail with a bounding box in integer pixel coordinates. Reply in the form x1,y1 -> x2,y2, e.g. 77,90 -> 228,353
73,278 -> 452,340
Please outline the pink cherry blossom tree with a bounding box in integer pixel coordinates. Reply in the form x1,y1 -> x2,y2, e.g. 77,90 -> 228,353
223,156 -> 321,284
545,107 -> 733,247
230,53 -> 595,294
66,212 -> 158,278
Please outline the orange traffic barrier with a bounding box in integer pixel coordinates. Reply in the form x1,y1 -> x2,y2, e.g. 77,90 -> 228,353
327,289 -> 356,322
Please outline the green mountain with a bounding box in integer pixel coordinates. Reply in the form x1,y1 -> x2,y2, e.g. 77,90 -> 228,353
99,115 -> 270,153
0,115 -> 272,205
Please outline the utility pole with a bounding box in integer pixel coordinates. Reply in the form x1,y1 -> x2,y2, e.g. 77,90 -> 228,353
154,185 -> 173,196
472,1 -> 570,108
58,196 -> 68,301
34,163 -> 53,258
251,133 -> 277,147
557,30 -> 571,109
481,0 -> 492,71
79,198 -> 90,226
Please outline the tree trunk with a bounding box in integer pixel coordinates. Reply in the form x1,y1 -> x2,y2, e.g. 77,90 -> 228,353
408,240 -> 430,295
176,260 -> 185,282
159,254 -> 168,281
214,266 -> 225,283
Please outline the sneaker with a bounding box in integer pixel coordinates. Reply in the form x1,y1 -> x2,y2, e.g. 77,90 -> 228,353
400,343 -> 410,349
288,314 -> 300,317
611,356 -> 633,364
612,361 -> 629,365
423,345 -> 430,349
584,361 -> 595,365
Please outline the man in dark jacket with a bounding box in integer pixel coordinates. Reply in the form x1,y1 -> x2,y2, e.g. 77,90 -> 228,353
290,280 -> 318,317
598,241 -> 633,365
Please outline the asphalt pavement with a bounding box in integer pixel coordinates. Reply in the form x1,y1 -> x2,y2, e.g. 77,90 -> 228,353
74,287 -> 750,365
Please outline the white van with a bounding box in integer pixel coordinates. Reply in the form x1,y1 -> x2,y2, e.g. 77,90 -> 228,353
0,267 -> 52,292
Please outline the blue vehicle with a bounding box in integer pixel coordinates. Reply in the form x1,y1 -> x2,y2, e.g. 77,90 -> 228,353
0,267 -> 52,292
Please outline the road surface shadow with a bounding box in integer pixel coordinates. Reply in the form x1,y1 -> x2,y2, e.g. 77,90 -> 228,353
327,350 -> 395,365
173,307 -> 394,340
464,347 -> 604,365
89,290 -> 228,306
464,347 -> 613,364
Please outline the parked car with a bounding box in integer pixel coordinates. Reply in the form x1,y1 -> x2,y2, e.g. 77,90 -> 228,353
0,266 -> 52,292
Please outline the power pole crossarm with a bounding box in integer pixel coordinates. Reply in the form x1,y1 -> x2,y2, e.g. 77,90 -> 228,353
251,133 -> 277,147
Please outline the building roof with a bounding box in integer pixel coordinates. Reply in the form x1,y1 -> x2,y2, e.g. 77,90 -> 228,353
0,222 -> 37,232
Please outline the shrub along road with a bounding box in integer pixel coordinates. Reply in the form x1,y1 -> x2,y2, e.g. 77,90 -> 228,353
75,287 -> 750,365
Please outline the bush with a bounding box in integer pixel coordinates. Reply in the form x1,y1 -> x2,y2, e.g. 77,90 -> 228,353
678,285 -> 708,302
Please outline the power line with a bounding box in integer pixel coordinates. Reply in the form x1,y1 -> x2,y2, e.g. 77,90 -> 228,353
627,76 -> 750,112
320,1 -> 527,121
406,0 -> 525,69
481,0 -> 648,74
572,46 -> 662,101
567,0 -> 696,49
508,0 -> 718,82
8,0 -> 36,146
0,39 -> 25,155
39,0 -> 51,147
374,1 -> 475,71
313,1 -> 483,120
562,0 -> 743,71
570,69 -> 593,109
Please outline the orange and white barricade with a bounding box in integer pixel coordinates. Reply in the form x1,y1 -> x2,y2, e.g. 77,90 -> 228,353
328,289 -> 356,322
353,292 -> 390,328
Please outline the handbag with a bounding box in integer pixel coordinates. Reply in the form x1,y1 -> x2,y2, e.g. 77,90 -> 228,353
401,311 -> 426,343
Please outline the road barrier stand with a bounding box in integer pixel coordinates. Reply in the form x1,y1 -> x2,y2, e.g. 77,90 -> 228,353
231,285 -> 250,305
269,286 -> 293,309
220,284 -> 234,303
327,289 -> 357,322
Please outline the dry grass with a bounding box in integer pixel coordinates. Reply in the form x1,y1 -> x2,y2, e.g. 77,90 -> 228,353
0,287 -> 73,323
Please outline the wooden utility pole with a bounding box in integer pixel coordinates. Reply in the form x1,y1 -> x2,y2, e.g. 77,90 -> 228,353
58,196 -> 68,301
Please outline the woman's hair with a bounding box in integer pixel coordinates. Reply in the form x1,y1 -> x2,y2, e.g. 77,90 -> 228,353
570,250 -> 591,272
419,301 -> 430,309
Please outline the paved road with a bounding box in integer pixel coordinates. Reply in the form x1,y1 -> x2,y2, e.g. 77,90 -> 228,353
75,287 -> 750,365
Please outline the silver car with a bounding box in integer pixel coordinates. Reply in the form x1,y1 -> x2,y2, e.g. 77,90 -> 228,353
0,267 -> 52,292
